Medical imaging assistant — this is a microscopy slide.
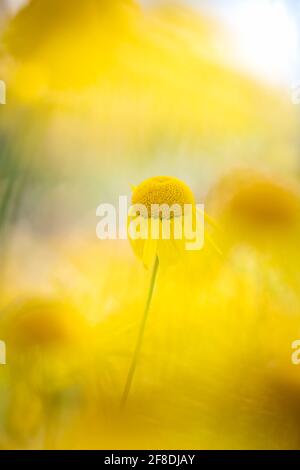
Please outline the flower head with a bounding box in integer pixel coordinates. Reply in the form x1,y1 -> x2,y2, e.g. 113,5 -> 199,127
132,176 -> 195,218
128,176 -> 200,268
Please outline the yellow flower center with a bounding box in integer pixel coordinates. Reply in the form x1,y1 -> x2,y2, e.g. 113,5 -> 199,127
132,176 -> 195,218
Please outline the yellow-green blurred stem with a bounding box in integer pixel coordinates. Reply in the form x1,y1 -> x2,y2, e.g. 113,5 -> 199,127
120,256 -> 159,409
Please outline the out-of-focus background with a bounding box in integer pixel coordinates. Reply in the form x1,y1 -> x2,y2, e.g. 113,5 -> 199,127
1,0 -> 300,449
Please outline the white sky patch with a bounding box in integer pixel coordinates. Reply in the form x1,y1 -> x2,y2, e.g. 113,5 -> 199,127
221,0 -> 299,85
140,0 -> 300,85
5,0 -> 29,15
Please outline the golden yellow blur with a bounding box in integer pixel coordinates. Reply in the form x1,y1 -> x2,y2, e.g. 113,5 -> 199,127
0,0 -> 300,450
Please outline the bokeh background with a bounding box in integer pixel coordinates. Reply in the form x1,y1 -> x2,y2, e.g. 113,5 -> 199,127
1,0 -> 300,449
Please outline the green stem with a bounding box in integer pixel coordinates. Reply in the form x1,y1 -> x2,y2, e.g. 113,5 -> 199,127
120,256 -> 159,409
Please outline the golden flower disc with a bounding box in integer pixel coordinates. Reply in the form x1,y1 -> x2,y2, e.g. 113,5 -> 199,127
131,176 -> 195,218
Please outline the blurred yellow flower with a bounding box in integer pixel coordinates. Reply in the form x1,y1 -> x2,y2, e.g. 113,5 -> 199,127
207,169 -> 300,253
1,298 -> 88,352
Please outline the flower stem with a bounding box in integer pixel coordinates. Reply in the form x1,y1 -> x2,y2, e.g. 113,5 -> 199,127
120,256 -> 159,409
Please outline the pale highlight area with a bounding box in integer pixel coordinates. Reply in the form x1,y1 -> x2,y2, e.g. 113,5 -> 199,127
0,80 -> 6,104
0,340 -> 6,364
227,0 -> 298,84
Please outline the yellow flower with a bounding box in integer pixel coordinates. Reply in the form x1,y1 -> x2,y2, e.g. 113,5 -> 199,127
1,298 -> 87,352
206,169 -> 300,249
121,176 -> 204,408
128,176 -> 201,269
